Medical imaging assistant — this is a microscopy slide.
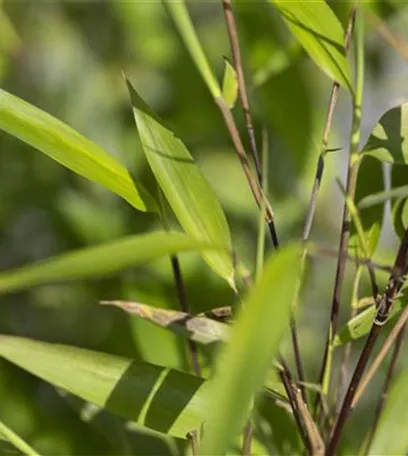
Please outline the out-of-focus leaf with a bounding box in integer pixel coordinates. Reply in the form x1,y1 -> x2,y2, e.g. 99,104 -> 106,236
269,0 -> 352,89
0,232 -> 225,295
100,300 -> 231,345
0,420 -> 40,456
200,244 -> 300,455
0,88 -> 156,212
221,58 -> 238,109
358,184 -> 408,209
125,77 -> 235,288
0,335 -> 210,440
333,292 -> 407,347
369,360 -> 408,454
391,165 -> 408,240
349,157 -> 384,256
362,103 -> 408,164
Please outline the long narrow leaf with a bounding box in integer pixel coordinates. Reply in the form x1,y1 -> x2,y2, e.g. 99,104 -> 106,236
270,0 -> 352,90
0,335 -> 209,439
0,88 -> 156,212
125,78 -> 235,288
200,244 -> 300,455
0,232 -> 224,295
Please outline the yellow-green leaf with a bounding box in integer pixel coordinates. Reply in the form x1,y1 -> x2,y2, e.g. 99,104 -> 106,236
270,0 -> 352,90
221,58 -> 238,109
125,77 -> 235,287
0,88 -> 156,212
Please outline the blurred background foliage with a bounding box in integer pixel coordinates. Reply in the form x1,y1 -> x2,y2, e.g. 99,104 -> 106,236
0,1 -> 408,454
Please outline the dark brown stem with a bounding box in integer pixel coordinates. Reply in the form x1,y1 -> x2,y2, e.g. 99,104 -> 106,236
363,325 -> 406,455
278,358 -> 312,454
170,255 -> 201,377
221,0 -> 262,183
326,324 -> 381,456
241,421 -> 253,456
314,8 -> 360,419
215,97 -> 275,233
327,226 -> 408,455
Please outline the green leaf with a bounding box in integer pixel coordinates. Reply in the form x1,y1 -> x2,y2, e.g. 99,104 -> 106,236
100,300 -> 231,345
269,0 -> 352,90
362,103 -> 408,164
333,292 -> 407,347
358,185 -> 408,209
369,361 -> 408,454
221,58 -> 238,109
125,77 -> 235,287
200,244 -> 300,455
391,165 -> 408,240
0,231 -> 224,295
0,335 -> 209,439
0,88 -> 156,212
349,157 -> 384,256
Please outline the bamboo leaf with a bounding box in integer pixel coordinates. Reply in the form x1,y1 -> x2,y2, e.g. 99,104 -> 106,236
333,292 -> 407,347
369,360 -> 408,454
0,420 -> 40,456
200,244 -> 300,455
0,88 -> 156,212
221,58 -> 238,109
0,335 -> 209,439
358,185 -> 408,209
269,0 -> 352,89
0,232 -> 224,295
100,300 -> 231,345
362,103 -> 408,164
125,77 -> 235,288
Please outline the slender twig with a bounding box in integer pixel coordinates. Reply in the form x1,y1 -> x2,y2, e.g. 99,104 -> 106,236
362,326 -> 406,455
278,358 -> 312,454
188,429 -> 201,456
157,188 -> 201,377
352,300 -> 408,408
364,8 -> 408,61
309,244 -> 393,274
326,226 -> 408,456
241,421 -> 254,456
315,7 -> 364,419
170,255 -> 201,376
334,266 -> 362,419
221,0 -> 262,183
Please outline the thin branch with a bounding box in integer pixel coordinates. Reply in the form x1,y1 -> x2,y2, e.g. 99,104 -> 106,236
310,244 -> 393,274
352,299 -> 408,408
315,7 -> 363,420
170,255 -> 201,377
221,0 -> 262,183
362,326 -> 406,455
326,226 -> 408,456
364,8 -> 408,61
241,421 -> 253,456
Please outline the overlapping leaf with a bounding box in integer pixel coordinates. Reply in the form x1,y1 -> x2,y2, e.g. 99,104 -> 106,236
125,78 -> 235,287
0,88 -> 156,212
0,335 -> 209,439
